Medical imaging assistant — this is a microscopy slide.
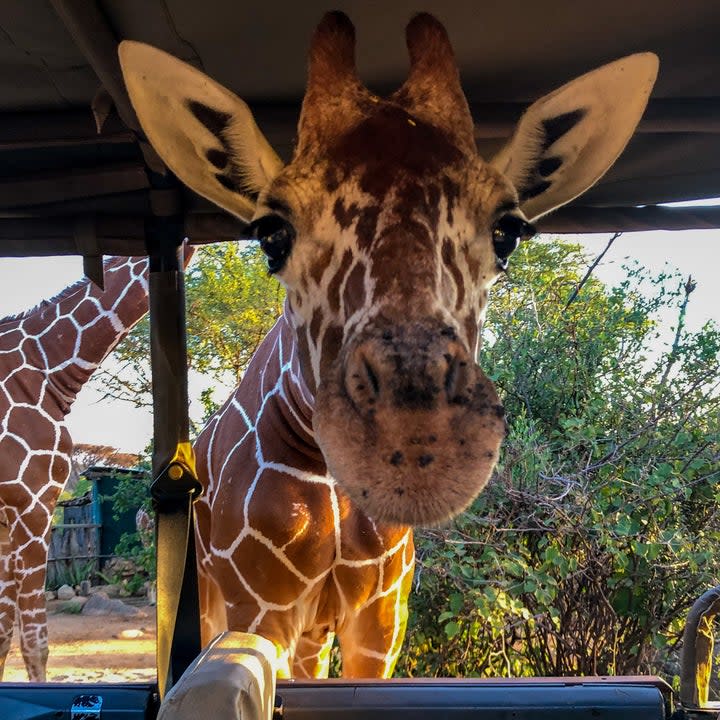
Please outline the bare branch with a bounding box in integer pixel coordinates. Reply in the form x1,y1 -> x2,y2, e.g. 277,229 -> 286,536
565,232 -> 621,308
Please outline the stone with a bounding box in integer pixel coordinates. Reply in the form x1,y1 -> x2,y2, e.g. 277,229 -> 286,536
45,590 -> 56,601
56,584 -> 75,601
114,629 -> 145,639
88,583 -> 121,598
56,597 -> 87,614
81,591 -> 147,618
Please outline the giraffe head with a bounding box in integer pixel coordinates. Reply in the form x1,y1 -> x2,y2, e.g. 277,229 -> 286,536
120,13 -> 657,525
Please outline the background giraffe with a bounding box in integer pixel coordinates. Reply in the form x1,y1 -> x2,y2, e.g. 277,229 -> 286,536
120,12 -> 656,677
0,251 -> 190,682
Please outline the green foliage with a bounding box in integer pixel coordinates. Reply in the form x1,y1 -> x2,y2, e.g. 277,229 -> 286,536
186,242 -> 285,386
46,560 -> 95,591
103,457 -> 156,585
106,463 -> 152,518
398,239 -> 720,679
113,531 -> 156,591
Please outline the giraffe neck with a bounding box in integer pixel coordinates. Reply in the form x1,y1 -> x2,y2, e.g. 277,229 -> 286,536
1,256 -> 149,414
250,311 -> 323,465
195,306 -> 414,677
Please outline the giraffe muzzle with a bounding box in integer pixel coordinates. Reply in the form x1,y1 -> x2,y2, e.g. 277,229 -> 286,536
313,321 -> 506,526
343,325 -> 478,413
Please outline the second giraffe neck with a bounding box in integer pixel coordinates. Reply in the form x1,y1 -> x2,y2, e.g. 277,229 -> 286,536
8,257 -> 150,413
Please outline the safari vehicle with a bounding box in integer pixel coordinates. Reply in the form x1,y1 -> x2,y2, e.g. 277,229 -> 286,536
1,1 -> 719,718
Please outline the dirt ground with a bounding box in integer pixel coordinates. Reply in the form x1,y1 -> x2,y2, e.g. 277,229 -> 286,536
3,599 -> 156,683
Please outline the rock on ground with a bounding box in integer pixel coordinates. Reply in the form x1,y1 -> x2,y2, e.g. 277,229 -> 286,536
88,583 -> 122,598
81,592 -> 147,618
56,584 -> 76,601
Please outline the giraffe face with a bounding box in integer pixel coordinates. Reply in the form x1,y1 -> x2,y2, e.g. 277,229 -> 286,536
250,102 -> 522,525
120,12 -> 657,525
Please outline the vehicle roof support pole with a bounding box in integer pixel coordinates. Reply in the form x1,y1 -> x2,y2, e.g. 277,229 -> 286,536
146,204 -> 202,701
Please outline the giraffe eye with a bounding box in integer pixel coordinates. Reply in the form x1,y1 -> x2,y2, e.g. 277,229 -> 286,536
249,215 -> 296,274
491,214 -> 535,269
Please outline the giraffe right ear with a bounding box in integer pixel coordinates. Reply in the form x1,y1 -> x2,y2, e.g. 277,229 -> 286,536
119,41 -> 284,221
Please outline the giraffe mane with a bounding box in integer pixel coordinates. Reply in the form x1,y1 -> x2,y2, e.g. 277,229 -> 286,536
0,257 -> 133,326
0,277 -> 90,326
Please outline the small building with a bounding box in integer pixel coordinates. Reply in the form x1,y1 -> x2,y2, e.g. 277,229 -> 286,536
47,465 -> 149,588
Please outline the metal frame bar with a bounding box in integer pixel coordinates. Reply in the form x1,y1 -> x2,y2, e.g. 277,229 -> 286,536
0,214 -> 248,257
49,0 -> 139,132
2,97 -> 719,149
680,585 -> 720,710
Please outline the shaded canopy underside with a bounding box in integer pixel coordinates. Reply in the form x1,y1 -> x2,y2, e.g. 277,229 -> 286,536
1,0 -> 720,261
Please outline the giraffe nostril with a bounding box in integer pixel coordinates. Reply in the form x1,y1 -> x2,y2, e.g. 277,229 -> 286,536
444,353 -> 471,404
345,347 -> 383,411
363,357 -> 381,397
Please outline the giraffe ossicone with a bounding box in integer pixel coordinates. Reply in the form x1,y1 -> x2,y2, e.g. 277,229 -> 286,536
120,13 -> 657,676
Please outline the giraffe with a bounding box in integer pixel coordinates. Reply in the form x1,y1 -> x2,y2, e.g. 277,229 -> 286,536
120,13 -> 657,677
0,250 -> 191,682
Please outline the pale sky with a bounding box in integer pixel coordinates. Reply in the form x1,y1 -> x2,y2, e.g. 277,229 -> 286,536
0,226 -> 718,454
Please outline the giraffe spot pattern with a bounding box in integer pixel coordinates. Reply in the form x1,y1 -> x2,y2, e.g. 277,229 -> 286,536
0,255 -> 153,681
195,317 -> 415,676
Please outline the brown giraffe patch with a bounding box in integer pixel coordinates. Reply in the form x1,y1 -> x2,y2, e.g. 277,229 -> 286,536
441,174 -> 461,224
355,206 -> 380,252
229,537 -> 314,606
319,324 -> 344,378
329,104 -> 463,200
309,246 -> 334,285
327,248 -> 354,314
41,318 -> 79,366
369,221 -> 435,300
332,197 -> 360,230
7,405 -> 54,440
309,308 -> 323,346
342,261 -> 367,319
72,297 -> 103,326
78,316 -> 117,358
333,563 -> 380,605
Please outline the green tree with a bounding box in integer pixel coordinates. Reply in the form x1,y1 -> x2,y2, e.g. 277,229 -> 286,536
186,242 -> 285,386
398,239 -> 720,680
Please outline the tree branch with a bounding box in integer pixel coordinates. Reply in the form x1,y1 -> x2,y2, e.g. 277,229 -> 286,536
565,232 -> 622,308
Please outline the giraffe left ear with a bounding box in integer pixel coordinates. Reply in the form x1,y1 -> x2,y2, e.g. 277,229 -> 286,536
119,41 -> 284,221
491,53 -> 658,222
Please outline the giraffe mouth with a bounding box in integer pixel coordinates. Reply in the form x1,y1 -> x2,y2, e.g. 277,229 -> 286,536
313,322 -> 506,526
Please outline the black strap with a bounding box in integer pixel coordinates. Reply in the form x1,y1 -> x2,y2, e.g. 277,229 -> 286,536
147,234 -> 203,699
154,460 -> 202,698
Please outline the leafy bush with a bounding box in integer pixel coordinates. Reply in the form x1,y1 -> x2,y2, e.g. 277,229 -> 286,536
103,458 -> 156,591
46,560 -> 95,592
398,239 -> 720,679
